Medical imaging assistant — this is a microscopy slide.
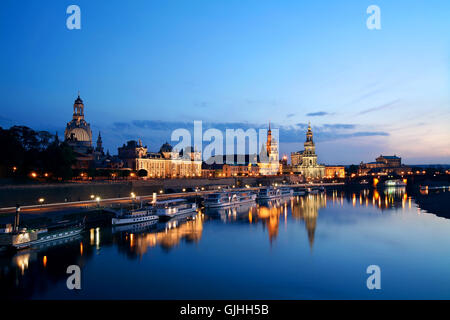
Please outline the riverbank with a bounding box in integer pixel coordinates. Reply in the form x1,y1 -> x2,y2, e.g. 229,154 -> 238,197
0,176 -> 292,207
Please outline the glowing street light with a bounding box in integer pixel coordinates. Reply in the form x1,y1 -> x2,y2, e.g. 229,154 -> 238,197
38,198 -> 45,205
90,194 -> 95,199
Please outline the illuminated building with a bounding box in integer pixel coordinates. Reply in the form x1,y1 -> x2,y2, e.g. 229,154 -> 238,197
118,140 -> 202,178
64,94 -> 98,169
258,122 -> 281,175
290,123 -> 325,180
358,155 -> 411,175
325,166 -> 346,178
222,163 -> 260,177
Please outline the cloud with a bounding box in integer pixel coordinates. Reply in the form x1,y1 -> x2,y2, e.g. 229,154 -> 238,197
108,120 -> 388,150
358,100 -> 400,115
306,111 -> 330,117
322,124 -> 355,130
286,113 -> 295,118
279,124 -> 389,143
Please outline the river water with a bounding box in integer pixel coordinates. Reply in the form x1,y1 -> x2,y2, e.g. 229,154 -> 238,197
2,187 -> 450,299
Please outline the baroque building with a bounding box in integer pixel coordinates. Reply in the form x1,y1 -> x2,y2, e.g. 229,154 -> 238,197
258,122 -> 281,175
290,123 -> 325,180
64,94 -> 96,168
118,140 -> 202,178
358,155 -> 410,175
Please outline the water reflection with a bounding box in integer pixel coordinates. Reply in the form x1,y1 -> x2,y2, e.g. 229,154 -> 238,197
1,187 -> 450,299
291,194 -> 326,248
113,214 -> 204,257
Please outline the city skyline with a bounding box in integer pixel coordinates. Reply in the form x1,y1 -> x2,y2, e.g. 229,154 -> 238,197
1,0 -> 449,164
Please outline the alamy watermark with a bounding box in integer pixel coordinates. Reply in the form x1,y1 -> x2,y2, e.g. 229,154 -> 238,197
170,120 -> 279,165
366,5 -> 381,30
366,265 -> 381,290
66,5 -> 81,30
66,264 -> 81,290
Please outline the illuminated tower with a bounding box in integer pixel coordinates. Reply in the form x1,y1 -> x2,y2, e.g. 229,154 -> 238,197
266,121 -> 272,155
64,93 -> 93,148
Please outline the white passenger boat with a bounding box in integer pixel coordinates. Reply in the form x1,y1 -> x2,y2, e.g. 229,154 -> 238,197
385,179 -> 407,187
0,221 -> 84,250
280,187 -> 293,197
204,190 -> 257,208
154,199 -> 197,221
257,187 -> 282,200
292,187 -> 306,196
112,219 -> 158,233
111,207 -> 159,225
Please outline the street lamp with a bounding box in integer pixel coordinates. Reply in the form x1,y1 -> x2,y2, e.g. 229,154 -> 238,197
38,198 -> 45,205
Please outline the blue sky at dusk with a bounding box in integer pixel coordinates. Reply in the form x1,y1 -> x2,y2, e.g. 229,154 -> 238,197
0,0 -> 449,164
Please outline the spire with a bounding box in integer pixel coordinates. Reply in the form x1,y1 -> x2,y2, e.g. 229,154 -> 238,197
96,131 -> 104,154
306,122 -> 313,142
266,121 -> 272,154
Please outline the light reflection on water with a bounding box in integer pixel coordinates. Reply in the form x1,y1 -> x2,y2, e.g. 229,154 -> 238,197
1,188 -> 450,300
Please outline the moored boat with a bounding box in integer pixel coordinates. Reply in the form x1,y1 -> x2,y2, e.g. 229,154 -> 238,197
204,190 -> 257,208
111,207 -> 158,226
154,199 -> 197,221
292,187 -> 306,196
385,179 -> 407,187
0,221 -> 84,251
280,187 -> 293,197
257,187 -> 281,200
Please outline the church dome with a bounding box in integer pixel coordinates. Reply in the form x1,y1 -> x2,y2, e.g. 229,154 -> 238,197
66,127 -> 92,142
160,142 -> 173,153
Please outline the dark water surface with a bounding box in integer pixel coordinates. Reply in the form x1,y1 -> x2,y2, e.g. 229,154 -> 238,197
2,187 -> 450,299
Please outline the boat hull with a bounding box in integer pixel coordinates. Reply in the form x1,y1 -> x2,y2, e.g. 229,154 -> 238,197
112,215 -> 159,226
205,196 -> 256,208
13,227 -> 83,250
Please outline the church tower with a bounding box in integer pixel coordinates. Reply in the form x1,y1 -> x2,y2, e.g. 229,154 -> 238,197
65,93 -> 93,151
304,122 -> 316,156
266,121 -> 272,155
96,132 -> 104,154
72,93 -> 85,122
258,121 -> 280,175
302,123 -> 317,165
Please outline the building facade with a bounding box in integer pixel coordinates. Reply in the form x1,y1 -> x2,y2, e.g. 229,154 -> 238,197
290,123 -> 325,180
258,123 -> 281,175
64,94 -> 96,169
118,140 -> 202,178
324,166 -> 346,178
358,155 -> 410,175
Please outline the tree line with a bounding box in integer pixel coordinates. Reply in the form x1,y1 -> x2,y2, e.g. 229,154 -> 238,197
0,125 -> 75,180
